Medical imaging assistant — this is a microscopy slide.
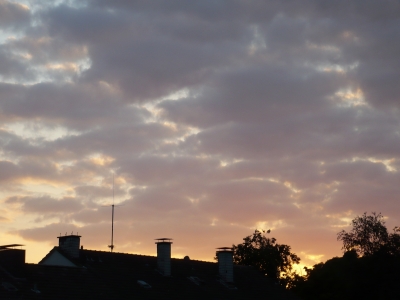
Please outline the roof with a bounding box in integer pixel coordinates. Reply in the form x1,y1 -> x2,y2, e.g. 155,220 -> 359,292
1,248 -> 300,299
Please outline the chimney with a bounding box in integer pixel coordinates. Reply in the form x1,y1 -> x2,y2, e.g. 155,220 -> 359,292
155,238 -> 172,276
0,244 -> 25,275
216,247 -> 234,283
58,234 -> 81,258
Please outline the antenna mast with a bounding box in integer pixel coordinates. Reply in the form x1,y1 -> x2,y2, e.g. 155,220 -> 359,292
108,173 -> 115,252
109,205 -> 115,251
103,172 -> 123,252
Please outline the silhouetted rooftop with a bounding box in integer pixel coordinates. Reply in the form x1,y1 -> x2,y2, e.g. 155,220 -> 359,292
0,247 -> 300,299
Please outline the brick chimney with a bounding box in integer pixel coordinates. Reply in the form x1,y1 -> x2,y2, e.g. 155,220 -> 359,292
58,234 -> 81,258
155,238 -> 172,276
216,247 -> 234,283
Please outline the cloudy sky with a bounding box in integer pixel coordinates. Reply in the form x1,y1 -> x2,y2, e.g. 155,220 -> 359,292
1,0 -> 400,268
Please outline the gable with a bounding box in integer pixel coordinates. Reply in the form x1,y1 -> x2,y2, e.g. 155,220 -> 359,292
39,250 -> 77,267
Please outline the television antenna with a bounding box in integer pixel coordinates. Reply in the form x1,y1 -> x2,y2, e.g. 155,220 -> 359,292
103,172 -> 123,252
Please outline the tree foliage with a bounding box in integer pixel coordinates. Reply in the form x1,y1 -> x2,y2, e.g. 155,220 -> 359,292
232,229 -> 300,286
292,249 -> 400,299
291,212 -> 400,299
386,226 -> 400,256
337,212 -> 400,256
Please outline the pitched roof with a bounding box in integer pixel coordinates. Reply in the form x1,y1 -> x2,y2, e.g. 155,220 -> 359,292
38,246 -> 79,267
1,248 -> 300,299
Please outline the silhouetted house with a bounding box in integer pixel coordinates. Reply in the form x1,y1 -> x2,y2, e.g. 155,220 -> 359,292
0,236 -> 299,299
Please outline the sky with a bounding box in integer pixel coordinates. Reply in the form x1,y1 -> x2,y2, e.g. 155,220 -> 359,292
1,0 -> 400,269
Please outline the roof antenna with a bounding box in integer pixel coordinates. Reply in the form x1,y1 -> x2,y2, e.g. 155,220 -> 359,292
103,172 -> 123,252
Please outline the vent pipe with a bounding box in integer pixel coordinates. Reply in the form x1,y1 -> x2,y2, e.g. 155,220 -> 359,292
58,234 -> 81,258
216,247 -> 234,283
155,238 -> 172,276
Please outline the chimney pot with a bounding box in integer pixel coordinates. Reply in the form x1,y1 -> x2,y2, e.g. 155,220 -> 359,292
216,247 -> 234,283
155,238 -> 172,276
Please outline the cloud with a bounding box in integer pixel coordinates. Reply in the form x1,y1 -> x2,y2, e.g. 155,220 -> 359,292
12,222 -> 81,242
6,195 -> 84,214
0,160 -> 20,182
0,0 -> 30,29
1,0 -> 400,265
0,82 -> 143,128
0,216 -> 9,222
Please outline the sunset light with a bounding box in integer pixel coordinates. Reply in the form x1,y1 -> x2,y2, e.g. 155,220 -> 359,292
0,1 -> 399,298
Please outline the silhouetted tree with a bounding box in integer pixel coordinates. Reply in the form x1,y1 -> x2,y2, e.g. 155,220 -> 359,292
382,226 -> 400,257
337,212 -> 400,256
232,229 -> 300,287
291,249 -> 400,299
291,213 -> 400,299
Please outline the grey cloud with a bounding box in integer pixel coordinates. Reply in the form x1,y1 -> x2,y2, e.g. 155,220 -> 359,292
12,222 -> 81,242
49,122 -> 176,161
327,183 -> 400,218
0,160 -> 20,182
42,4 -> 249,101
91,0 -> 241,20
0,0 -> 30,29
159,65 -> 345,128
0,47 -> 33,80
0,82 -> 143,129
7,35 -> 88,65
85,38 -> 235,101
218,159 -> 323,190
6,195 -> 83,213
199,180 -> 297,224
72,208 -> 108,225
130,187 -> 192,212
90,1 -> 400,107
323,160 -> 393,185
0,129 -> 49,159
43,4 -> 131,45
74,185 -> 125,200
175,104 -> 400,163
2,0 -> 400,265
120,155 -> 219,186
